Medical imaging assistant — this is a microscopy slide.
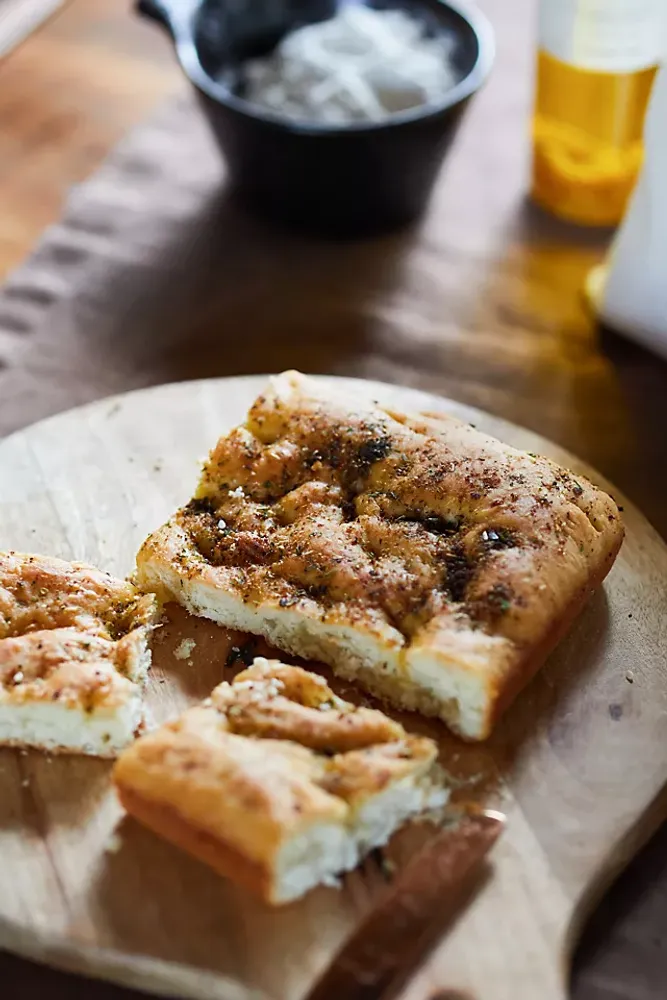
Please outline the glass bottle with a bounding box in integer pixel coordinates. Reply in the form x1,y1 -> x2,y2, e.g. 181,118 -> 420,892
531,0 -> 663,226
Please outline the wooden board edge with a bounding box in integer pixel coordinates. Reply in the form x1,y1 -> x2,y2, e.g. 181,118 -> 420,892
562,783 -> 667,984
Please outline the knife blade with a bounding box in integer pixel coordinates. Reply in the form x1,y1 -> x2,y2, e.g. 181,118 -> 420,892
305,810 -> 504,1000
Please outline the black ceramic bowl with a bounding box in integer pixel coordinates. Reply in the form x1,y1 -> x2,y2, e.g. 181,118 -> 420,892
138,0 -> 494,238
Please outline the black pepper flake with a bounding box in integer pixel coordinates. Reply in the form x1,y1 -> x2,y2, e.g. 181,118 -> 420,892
341,497 -> 357,522
444,544 -> 472,603
572,481 -> 584,497
185,496 -> 217,516
480,527 -> 516,551
226,640 -> 257,668
425,514 -> 462,535
470,582 -> 514,620
400,513 -> 462,537
356,436 -> 392,471
488,584 -> 512,613
304,582 -> 328,601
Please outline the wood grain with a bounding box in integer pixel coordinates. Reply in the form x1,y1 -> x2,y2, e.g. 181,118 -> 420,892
0,375 -> 666,1000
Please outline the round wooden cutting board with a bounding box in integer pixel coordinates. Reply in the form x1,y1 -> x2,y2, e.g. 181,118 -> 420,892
0,375 -> 666,1000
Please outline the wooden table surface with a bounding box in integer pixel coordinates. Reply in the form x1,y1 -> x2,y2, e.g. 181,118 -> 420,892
2,0 -> 667,998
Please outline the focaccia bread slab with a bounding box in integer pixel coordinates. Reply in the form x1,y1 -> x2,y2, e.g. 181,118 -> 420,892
136,372 -> 624,740
114,657 -> 446,904
0,551 -> 159,756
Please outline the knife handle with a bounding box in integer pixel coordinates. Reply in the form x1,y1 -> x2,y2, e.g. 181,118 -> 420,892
306,812 -> 504,1000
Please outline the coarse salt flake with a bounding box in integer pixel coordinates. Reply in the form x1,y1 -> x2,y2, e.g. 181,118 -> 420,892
174,638 -> 197,661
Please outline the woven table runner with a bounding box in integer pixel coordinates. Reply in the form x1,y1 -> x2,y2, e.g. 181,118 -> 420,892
0,92 -> 448,439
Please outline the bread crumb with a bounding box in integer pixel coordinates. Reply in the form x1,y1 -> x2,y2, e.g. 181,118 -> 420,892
105,832 -> 123,854
380,855 -> 396,876
174,638 -> 197,661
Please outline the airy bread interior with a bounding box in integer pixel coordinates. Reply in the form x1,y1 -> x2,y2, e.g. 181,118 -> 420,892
0,689 -> 145,758
273,774 -> 446,903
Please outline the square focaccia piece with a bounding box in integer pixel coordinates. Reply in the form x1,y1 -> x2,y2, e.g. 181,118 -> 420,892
114,657 -> 447,904
136,372 -> 624,740
0,551 -> 159,756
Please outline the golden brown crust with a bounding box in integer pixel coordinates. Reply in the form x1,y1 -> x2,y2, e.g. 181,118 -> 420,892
136,372 -> 624,739
212,660 -> 405,752
486,541 -> 618,732
0,551 -> 157,647
116,786 -> 274,900
0,552 -> 160,750
0,629 -> 141,712
114,658 -> 442,902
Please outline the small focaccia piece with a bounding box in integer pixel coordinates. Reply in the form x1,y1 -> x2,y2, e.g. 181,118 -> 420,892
135,371 -> 624,741
0,551 -> 159,757
114,657 -> 447,904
